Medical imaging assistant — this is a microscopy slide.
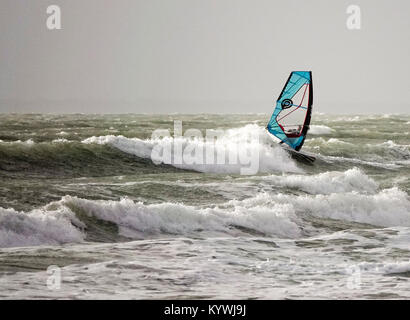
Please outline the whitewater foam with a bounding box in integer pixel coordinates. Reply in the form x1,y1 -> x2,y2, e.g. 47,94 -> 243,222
354,261 -> 410,275
254,187 -> 410,228
0,139 -> 35,146
261,168 -> 378,195
1,184 -> 409,248
306,137 -> 352,146
60,195 -> 302,239
373,140 -> 410,158
0,205 -> 84,248
52,138 -> 70,143
309,125 -> 333,135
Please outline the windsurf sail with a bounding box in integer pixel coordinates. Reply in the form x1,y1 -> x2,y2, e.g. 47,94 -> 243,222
267,71 -> 313,151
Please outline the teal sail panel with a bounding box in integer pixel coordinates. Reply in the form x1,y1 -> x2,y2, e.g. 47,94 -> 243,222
267,71 -> 313,151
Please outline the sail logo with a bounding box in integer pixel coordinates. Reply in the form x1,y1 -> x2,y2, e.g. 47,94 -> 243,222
346,5 -> 361,30
150,121 -> 259,175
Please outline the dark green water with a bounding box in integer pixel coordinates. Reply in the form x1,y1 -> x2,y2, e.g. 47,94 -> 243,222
0,113 -> 409,299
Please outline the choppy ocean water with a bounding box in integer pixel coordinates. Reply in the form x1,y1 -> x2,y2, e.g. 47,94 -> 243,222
0,113 -> 409,299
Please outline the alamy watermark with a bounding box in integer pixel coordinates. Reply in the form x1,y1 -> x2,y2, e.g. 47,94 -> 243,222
346,5 -> 361,30
150,120 -> 260,175
45,4 -> 362,32
46,265 -> 61,290
46,5 -> 62,30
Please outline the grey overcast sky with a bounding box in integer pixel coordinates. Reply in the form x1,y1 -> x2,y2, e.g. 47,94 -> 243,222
0,0 -> 409,113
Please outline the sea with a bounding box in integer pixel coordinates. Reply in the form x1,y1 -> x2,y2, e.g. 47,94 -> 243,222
0,113 -> 409,299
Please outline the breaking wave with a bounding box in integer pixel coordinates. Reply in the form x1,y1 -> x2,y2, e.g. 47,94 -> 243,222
2,123 -> 408,176
260,168 -> 378,194
237,187 -> 410,228
82,124 -> 302,174
1,181 -> 409,248
0,205 -> 84,248
306,137 -> 410,165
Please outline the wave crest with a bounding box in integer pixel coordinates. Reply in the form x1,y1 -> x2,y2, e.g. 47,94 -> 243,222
261,168 -> 378,194
82,124 -> 302,174
309,125 -> 333,135
0,205 -> 84,248
1,183 -> 409,248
